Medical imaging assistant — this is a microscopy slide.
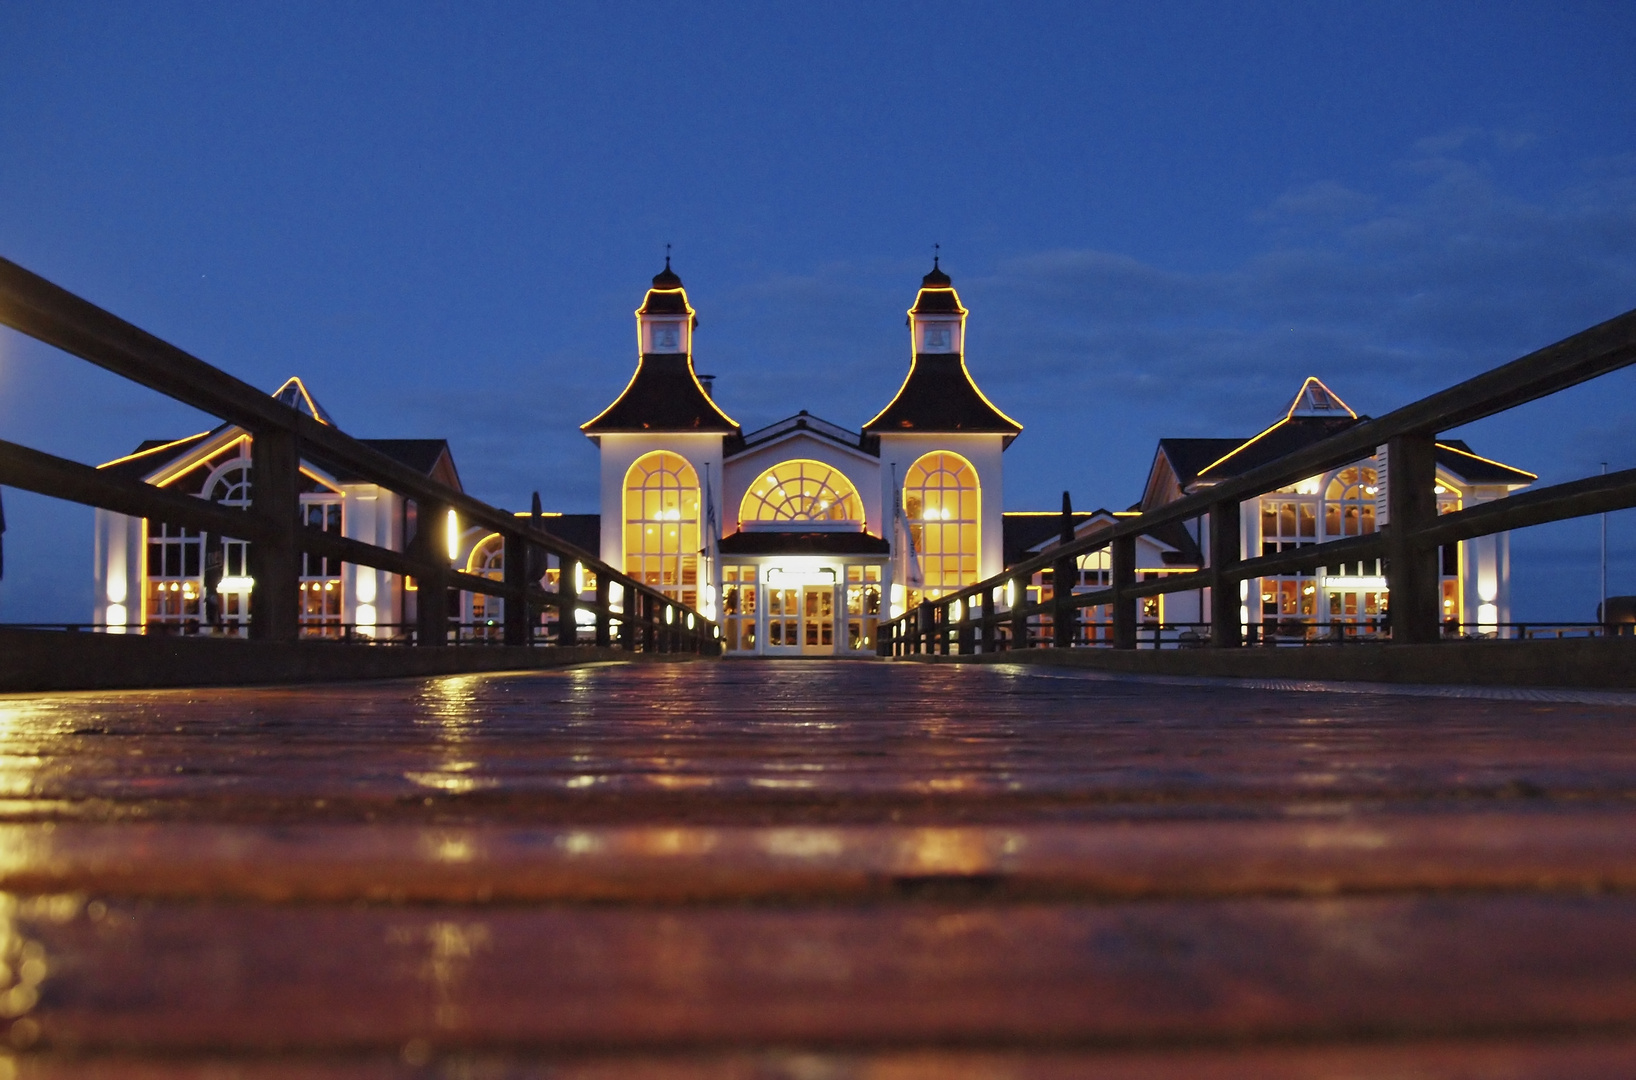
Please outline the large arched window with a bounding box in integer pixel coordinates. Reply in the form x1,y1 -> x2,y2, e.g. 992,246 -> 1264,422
903,451 -> 980,598
739,460 -> 862,525
623,451 -> 700,606
1324,466 -> 1377,537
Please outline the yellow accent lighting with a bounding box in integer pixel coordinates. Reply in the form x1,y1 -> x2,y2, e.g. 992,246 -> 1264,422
445,510 -> 460,561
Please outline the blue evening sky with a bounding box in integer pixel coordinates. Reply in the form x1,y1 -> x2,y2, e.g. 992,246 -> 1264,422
2,2 -> 1635,621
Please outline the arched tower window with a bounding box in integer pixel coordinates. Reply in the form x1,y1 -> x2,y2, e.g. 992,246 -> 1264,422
903,451 -> 980,598
739,460 -> 862,525
1323,466 -> 1378,537
624,451 -> 700,607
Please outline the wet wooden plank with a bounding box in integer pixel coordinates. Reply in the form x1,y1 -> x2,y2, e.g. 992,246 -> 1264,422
5,893 -> 1636,1051
13,1037 -> 1636,1079
0,664 -> 1632,824
0,812 -> 1633,903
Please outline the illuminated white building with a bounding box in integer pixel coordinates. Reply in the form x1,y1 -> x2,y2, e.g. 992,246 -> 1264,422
582,260 -> 1021,656
91,378 -> 473,638
1029,377 -> 1536,642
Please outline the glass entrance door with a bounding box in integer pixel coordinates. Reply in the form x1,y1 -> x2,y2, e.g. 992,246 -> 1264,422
768,587 -> 801,649
801,585 -> 834,654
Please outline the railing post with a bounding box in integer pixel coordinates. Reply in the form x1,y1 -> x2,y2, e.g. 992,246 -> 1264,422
503,532 -> 528,646
595,575 -> 611,648
556,559 -> 576,647
1209,500 -> 1243,648
247,427 -> 301,643
981,586 -> 997,653
1052,562 -> 1077,649
641,594 -> 656,653
1053,492 -> 1078,649
1387,432 -> 1442,644
1112,533 -> 1137,650
411,500 -> 449,647
958,599 -> 975,655
1010,577 -> 1028,649
620,584 -> 637,651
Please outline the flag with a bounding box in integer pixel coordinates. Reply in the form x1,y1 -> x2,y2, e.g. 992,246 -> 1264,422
891,464 -> 923,591
702,464 -> 721,615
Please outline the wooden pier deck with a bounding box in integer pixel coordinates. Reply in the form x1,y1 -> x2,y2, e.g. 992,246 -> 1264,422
0,659 -> 1633,1076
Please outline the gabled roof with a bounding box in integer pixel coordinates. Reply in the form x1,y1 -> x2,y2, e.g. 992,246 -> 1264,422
1285,376 -> 1355,419
272,376 -> 336,426
98,378 -> 464,493
1143,376 -> 1535,506
728,411 -> 879,459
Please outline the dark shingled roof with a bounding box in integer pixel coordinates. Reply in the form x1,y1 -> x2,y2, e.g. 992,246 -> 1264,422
862,356 -> 1021,438
532,513 -> 601,555
1002,512 -> 1100,566
582,354 -> 739,434
1153,438 -> 1250,490
102,429 -> 463,491
718,530 -> 891,556
1436,440 -> 1536,485
1195,416 -> 1363,481
98,431 -> 218,481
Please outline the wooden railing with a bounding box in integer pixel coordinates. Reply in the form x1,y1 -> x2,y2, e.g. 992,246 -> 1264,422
0,257 -> 716,654
880,304 -> 1636,657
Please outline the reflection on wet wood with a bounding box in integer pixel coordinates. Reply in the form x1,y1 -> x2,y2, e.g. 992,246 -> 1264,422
0,661 -> 1630,1072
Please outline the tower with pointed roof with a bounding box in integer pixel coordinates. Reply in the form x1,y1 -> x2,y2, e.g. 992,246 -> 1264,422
583,261 -> 740,599
864,260 -> 1021,590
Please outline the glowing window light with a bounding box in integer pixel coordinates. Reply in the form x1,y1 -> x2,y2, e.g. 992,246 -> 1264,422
950,599 -> 964,622
218,576 -> 255,593
356,603 -> 377,627
1005,579 -> 1016,608
106,603 -> 128,627
664,606 -> 674,625
445,509 -> 460,561
574,608 -> 597,626
686,612 -> 696,629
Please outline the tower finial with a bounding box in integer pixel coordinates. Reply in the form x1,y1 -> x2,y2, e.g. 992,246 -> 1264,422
933,242 -> 940,269
665,242 -> 671,270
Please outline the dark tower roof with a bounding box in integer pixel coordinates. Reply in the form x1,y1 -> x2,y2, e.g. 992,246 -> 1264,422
582,262 -> 738,437
636,257 -> 692,316
862,262 -> 1022,443
908,258 -> 964,315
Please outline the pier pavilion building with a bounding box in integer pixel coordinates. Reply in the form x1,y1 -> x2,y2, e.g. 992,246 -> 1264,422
90,260 -> 1536,648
